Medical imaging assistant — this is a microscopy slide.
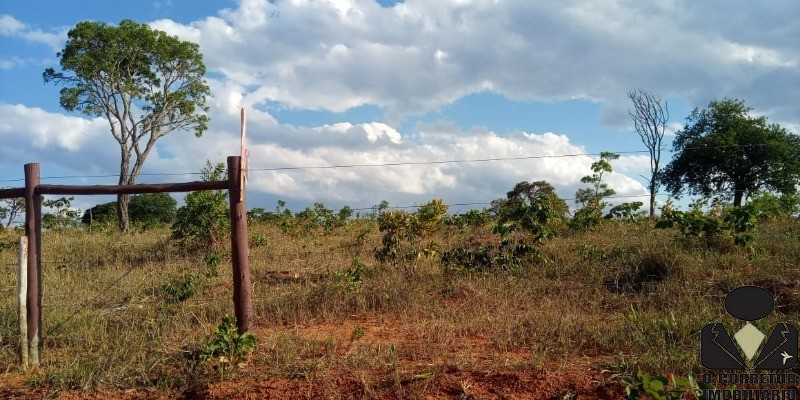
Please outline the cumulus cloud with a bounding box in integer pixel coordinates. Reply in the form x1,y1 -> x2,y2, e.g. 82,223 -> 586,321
0,14 -> 65,50
144,0 -> 799,126
0,14 -> 26,35
0,103 -> 111,172
0,100 -> 648,211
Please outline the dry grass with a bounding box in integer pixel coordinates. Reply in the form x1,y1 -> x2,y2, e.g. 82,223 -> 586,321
0,217 -> 799,397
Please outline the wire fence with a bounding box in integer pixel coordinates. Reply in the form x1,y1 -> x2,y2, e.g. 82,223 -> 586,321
0,142 -> 785,184
1,141 -> 799,356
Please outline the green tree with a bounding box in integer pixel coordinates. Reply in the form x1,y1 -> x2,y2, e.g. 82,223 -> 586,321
81,193 -> 176,228
661,98 -> 800,207
129,193 -> 177,226
43,197 -> 81,231
576,152 -> 619,206
44,20 -> 210,232
81,201 -> 117,226
491,180 -> 569,242
572,152 -> 620,229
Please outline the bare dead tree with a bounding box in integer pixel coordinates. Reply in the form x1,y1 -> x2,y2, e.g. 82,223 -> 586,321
627,88 -> 669,219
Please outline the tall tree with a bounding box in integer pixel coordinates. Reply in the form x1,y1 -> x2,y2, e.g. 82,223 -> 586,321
575,151 -> 620,207
661,98 -> 800,207
44,20 -> 210,232
570,152 -> 620,229
627,88 -> 668,219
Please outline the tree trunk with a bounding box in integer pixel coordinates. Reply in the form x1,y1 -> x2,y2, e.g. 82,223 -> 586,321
117,194 -> 131,232
649,193 -> 656,220
118,144 -> 131,233
733,188 -> 745,207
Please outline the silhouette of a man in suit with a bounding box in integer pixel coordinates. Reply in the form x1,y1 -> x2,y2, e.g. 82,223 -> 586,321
701,285 -> 798,370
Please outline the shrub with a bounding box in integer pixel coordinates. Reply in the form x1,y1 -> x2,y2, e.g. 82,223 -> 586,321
82,193 -> 177,230
172,161 -> 229,249
42,196 -> 81,231
444,209 -> 490,228
747,192 -> 800,221
605,201 -> 645,221
188,316 -> 256,375
605,250 -> 676,292
441,239 -> 535,273
375,199 -> 448,264
655,199 -> 758,249
162,274 -> 199,304
492,180 -> 568,243
571,152 -> 620,230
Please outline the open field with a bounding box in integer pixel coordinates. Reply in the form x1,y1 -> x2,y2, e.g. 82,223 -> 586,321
1,217 -> 800,399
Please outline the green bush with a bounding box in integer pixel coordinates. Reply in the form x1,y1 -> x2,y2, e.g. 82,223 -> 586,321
129,193 -> 178,227
605,201 -> 645,221
82,201 -> 118,226
82,193 -> 177,229
655,199 -> 758,249
571,152 -> 619,230
42,196 -> 81,231
747,192 -> 800,220
375,199 -> 448,264
492,180 -> 568,244
441,239 -> 535,273
172,161 -> 229,248
189,316 -> 256,375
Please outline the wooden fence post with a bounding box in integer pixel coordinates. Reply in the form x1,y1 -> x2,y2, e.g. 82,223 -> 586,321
227,156 -> 253,333
24,163 -> 41,366
18,236 -> 28,368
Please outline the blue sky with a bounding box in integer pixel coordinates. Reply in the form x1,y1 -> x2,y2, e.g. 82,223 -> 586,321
1,0 -> 798,215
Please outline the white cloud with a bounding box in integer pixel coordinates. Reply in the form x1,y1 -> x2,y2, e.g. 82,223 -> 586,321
0,14 -> 25,35
142,0 -> 799,127
0,14 -> 66,50
0,99 -> 649,210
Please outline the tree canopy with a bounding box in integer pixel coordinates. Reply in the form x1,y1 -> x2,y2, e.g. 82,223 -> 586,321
82,193 -> 177,227
660,98 -> 800,207
44,19 -> 210,232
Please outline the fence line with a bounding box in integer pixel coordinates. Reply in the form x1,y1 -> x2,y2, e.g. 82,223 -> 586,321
0,142 -> 783,185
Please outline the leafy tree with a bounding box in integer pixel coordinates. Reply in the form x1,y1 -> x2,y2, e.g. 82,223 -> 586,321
492,181 -> 568,242
661,98 -> 800,207
628,89 -> 669,219
81,201 -> 118,226
605,201 -> 645,221
81,193 -> 176,228
572,152 -> 620,229
129,193 -> 177,226
44,20 -> 210,232
42,197 -> 81,231
747,192 -> 800,220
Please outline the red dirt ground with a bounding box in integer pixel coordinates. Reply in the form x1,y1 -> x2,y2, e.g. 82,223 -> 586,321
0,318 -> 627,399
